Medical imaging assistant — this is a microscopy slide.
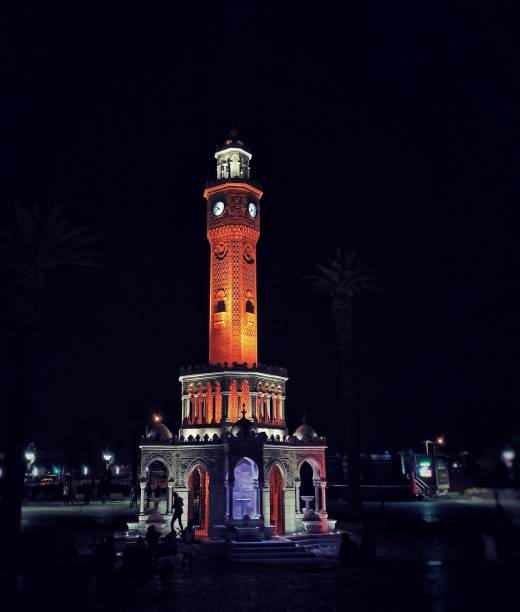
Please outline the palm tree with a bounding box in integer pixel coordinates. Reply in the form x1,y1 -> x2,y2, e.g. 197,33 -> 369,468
0,203 -> 101,568
306,249 -> 380,515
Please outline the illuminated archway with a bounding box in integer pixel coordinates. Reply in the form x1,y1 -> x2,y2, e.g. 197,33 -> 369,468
188,463 -> 209,536
299,460 -> 315,509
233,457 -> 260,518
147,460 -> 168,495
269,464 -> 285,535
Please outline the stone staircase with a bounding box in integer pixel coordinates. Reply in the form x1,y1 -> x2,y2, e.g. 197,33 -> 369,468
229,539 -> 319,564
286,533 -> 343,557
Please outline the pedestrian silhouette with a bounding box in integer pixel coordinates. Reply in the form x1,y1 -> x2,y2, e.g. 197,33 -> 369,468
145,481 -> 152,509
171,492 -> 184,532
145,524 -> 161,564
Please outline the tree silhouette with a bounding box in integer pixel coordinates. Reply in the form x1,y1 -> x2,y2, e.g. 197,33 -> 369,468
0,204 -> 102,575
306,249 -> 380,515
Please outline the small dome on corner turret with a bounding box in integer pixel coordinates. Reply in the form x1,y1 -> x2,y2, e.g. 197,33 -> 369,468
146,419 -> 173,443
293,414 -> 318,441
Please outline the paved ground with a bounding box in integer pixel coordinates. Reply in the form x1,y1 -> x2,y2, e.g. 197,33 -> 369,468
8,498 -> 520,611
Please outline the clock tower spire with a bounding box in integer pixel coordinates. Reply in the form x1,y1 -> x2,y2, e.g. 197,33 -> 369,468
204,131 -> 263,366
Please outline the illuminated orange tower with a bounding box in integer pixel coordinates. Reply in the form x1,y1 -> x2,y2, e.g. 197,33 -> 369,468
204,131 -> 263,366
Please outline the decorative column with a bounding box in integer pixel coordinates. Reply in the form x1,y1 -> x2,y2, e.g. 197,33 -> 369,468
295,478 -> 302,513
139,478 -> 146,515
262,484 -> 271,525
222,393 -> 229,421
313,480 -> 321,512
196,384 -> 203,424
167,480 -> 174,515
224,480 -> 230,519
257,481 -> 264,520
320,481 -> 327,514
228,481 -> 234,519
265,393 -> 271,422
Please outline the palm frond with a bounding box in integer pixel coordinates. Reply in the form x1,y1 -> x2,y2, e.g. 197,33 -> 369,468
306,248 -> 381,300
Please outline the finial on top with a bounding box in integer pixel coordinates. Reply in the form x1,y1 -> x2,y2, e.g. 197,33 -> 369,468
224,128 -> 242,146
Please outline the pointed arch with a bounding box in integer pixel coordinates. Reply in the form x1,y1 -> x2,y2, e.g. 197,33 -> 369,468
142,455 -> 171,479
188,461 -> 210,536
269,463 -> 285,535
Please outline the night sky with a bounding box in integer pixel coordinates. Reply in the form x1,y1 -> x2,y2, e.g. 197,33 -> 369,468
2,4 -> 519,462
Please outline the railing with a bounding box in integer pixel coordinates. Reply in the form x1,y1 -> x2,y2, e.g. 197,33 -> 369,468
408,473 -> 435,498
205,178 -> 263,190
179,362 -> 288,377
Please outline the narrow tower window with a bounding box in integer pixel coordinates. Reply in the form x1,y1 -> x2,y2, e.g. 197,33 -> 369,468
215,300 -> 226,313
245,300 -> 255,314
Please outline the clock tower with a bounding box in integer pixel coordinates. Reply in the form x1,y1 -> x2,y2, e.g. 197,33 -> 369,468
204,131 -> 263,367
139,132 -> 331,539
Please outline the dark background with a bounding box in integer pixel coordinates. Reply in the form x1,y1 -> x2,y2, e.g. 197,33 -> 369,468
2,3 -> 519,462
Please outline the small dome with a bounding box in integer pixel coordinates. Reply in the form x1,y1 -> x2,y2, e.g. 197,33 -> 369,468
231,413 -> 257,438
293,423 -> 318,441
146,422 -> 173,443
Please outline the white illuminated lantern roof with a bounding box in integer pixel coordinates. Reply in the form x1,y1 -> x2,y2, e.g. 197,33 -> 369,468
215,132 -> 252,180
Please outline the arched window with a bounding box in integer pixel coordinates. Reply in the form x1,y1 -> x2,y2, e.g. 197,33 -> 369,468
214,300 -> 226,313
269,464 -> 285,535
245,300 -> 255,314
189,464 -> 210,536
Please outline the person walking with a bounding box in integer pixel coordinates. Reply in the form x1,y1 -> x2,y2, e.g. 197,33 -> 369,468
63,482 -> 69,505
129,484 -> 138,509
69,484 -> 75,505
145,481 -> 152,509
84,482 -> 91,505
171,492 -> 184,532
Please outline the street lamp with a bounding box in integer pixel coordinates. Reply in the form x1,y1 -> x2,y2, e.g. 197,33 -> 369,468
422,436 -> 445,490
432,436 -> 445,490
501,448 -> 516,474
102,449 -> 114,503
25,444 -> 36,480
25,445 -> 36,467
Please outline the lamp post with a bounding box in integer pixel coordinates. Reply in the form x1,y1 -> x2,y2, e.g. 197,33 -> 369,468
422,436 -> 445,490
102,449 -> 114,503
25,444 -> 36,480
501,448 -> 516,480
432,436 -> 444,491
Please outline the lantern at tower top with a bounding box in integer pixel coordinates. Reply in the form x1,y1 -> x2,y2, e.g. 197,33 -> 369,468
215,129 -> 252,181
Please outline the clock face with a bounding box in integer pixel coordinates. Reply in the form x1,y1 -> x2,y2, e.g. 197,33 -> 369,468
213,201 -> 225,216
248,202 -> 257,218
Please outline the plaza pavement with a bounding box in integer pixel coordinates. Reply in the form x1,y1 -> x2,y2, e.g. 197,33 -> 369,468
11,498 -> 520,611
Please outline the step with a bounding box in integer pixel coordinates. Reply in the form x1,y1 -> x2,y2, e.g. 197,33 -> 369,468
231,551 -> 315,559
229,539 -> 320,564
230,557 -> 325,565
231,548 -> 312,557
231,542 -> 297,549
